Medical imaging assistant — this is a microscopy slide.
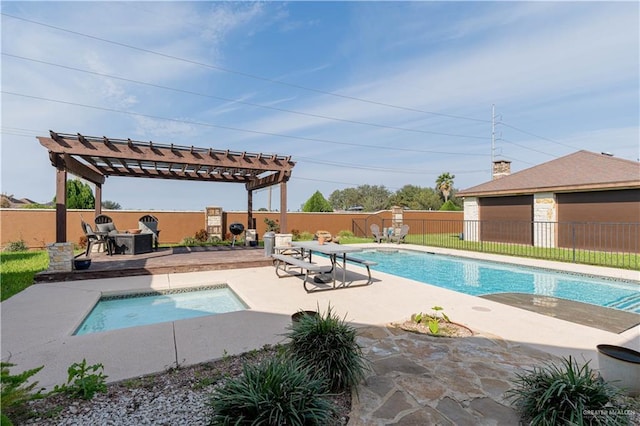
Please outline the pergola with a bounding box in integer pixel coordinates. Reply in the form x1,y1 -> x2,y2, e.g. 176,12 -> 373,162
38,131 -> 295,243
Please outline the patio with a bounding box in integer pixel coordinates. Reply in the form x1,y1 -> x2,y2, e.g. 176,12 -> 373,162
3,245 -> 639,424
35,246 -> 272,282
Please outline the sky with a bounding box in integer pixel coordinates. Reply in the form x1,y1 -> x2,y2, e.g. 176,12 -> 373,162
1,1 -> 638,212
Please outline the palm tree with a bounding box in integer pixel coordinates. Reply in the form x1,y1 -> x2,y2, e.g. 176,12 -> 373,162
435,173 -> 455,203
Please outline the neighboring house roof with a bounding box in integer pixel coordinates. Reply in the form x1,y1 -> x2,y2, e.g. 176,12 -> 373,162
0,195 -> 38,207
458,150 -> 640,197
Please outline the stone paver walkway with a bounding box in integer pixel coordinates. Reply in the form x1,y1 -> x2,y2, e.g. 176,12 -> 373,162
350,325 -> 555,425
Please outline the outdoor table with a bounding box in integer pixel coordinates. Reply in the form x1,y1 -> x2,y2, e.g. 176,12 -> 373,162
290,241 -> 364,288
112,233 -> 153,255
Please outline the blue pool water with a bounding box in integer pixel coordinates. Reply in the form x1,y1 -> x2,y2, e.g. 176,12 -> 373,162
354,250 -> 640,313
75,286 -> 247,335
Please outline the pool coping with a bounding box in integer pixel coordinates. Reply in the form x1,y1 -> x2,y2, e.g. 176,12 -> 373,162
1,244 -> 638,390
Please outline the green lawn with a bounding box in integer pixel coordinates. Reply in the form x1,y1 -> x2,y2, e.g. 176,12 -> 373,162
1,250 -> 49,301
405,233 -> 640,270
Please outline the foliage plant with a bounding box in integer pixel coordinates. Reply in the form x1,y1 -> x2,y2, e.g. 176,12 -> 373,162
3,239 -> 28,252
209,356 -> 335,425
1,362 -> 44,425
411,306 -> 450,335
285,305 -> 369,392
264,217 -> 280,233
194,229 -> 209,242
506,356 -> 629,426
53,359 -> 108,400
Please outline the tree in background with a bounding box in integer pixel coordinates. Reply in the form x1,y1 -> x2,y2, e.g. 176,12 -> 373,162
302,191 -> 333,212
439,200 -> 462,211
328,187 -> 360,211
328,185 -> 391,212
102,200 -> 121,210
52,179 -> 95,209
435,173 -> 455,203
390,185 -> 441,210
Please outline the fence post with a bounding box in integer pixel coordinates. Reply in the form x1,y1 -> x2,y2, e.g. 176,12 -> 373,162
572,223 -> 576,263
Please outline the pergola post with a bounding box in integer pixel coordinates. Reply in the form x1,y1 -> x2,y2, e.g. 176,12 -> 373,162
280,181 -> 287,233
95,183 -> 102,216
55,167 -> 67,243
247,189 -> 254,230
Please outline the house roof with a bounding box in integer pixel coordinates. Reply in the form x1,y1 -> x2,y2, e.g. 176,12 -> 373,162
458,150 -> 640,197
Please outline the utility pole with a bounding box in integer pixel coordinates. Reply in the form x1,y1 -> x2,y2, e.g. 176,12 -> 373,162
491,104 -> 496,178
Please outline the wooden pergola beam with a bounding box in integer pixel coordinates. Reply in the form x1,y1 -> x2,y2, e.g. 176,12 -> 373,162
39,132 -> 295,242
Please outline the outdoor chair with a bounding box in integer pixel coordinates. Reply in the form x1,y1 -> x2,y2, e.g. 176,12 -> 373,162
370,224 -> 386,243
389,224 -> 410,244
94,214 -> 118,235
81,220 -> 112,256
138,214 -> 160,250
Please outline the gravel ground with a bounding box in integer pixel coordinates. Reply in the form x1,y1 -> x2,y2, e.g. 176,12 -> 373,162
13,346 -> 351,425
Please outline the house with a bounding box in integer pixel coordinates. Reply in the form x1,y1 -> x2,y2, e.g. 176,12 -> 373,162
457,151 -> 640,251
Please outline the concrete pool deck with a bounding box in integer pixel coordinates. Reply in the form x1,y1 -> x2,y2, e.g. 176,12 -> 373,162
2,244 -> 639,422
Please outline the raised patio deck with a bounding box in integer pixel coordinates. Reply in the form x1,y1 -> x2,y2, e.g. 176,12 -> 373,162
35,246 -> 272,283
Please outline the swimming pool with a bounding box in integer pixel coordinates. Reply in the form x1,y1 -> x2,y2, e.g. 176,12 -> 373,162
75,285 -> 248,335
354,250 -> 640,314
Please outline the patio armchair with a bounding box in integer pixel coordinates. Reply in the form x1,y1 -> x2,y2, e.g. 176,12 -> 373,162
81,220 -> 112,256
138,214 -> 160,250
370,224 -> 386,243
94,214 -> 118,235
388,224 -> 410,244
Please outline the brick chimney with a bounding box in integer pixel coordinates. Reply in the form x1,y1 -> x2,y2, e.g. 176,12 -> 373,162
492,160 -> 511,180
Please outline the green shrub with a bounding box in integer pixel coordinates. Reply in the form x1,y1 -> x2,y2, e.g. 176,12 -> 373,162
194,229 -> 209,242
298,231 -> 314,241
285,305 -> 369,392
1,362 -> 45,424
506,356 -> 628,425
3,240 -> 28,252
264,218 -> 280,233
209,356 -> 335,425
53,359 -> 107,400
337,230 -> 354,238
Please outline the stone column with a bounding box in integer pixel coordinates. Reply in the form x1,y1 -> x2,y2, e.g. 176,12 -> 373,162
533,192 -> 557,248
463,197 -> 480,242
46,242 -> 74,272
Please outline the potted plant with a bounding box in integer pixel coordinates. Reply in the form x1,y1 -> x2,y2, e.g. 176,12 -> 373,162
596,344 -> 640,397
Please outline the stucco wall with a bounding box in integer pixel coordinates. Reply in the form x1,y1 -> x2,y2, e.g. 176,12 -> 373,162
0,209 -> 462,249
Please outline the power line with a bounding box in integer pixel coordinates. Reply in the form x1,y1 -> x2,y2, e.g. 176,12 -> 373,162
498,121 -> 582,150
2,91 -> 489,157
2,53 -> 488,141
1,12 -> 491,124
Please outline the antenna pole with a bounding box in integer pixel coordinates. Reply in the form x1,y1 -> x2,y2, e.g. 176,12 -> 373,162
491,104 -> 496,177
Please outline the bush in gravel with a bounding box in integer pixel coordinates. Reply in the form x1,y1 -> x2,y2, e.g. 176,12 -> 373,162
53,359 -> 108,400
208,356 -> 335,425
286,305 -> 369,392
506,356 -> 630,426
1,362 -> 45,425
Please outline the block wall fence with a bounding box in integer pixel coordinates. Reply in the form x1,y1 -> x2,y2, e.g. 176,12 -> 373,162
0,209 -> 462,250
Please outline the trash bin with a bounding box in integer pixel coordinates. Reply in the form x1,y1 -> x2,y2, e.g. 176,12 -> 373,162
245,229 -> 257,247
263,232 -> 275,257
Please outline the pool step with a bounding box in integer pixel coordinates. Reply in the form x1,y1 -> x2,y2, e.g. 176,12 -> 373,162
606,293 -> 640,312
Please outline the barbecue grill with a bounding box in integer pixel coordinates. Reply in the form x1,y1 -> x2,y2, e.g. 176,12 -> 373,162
229,223 -> 245,247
